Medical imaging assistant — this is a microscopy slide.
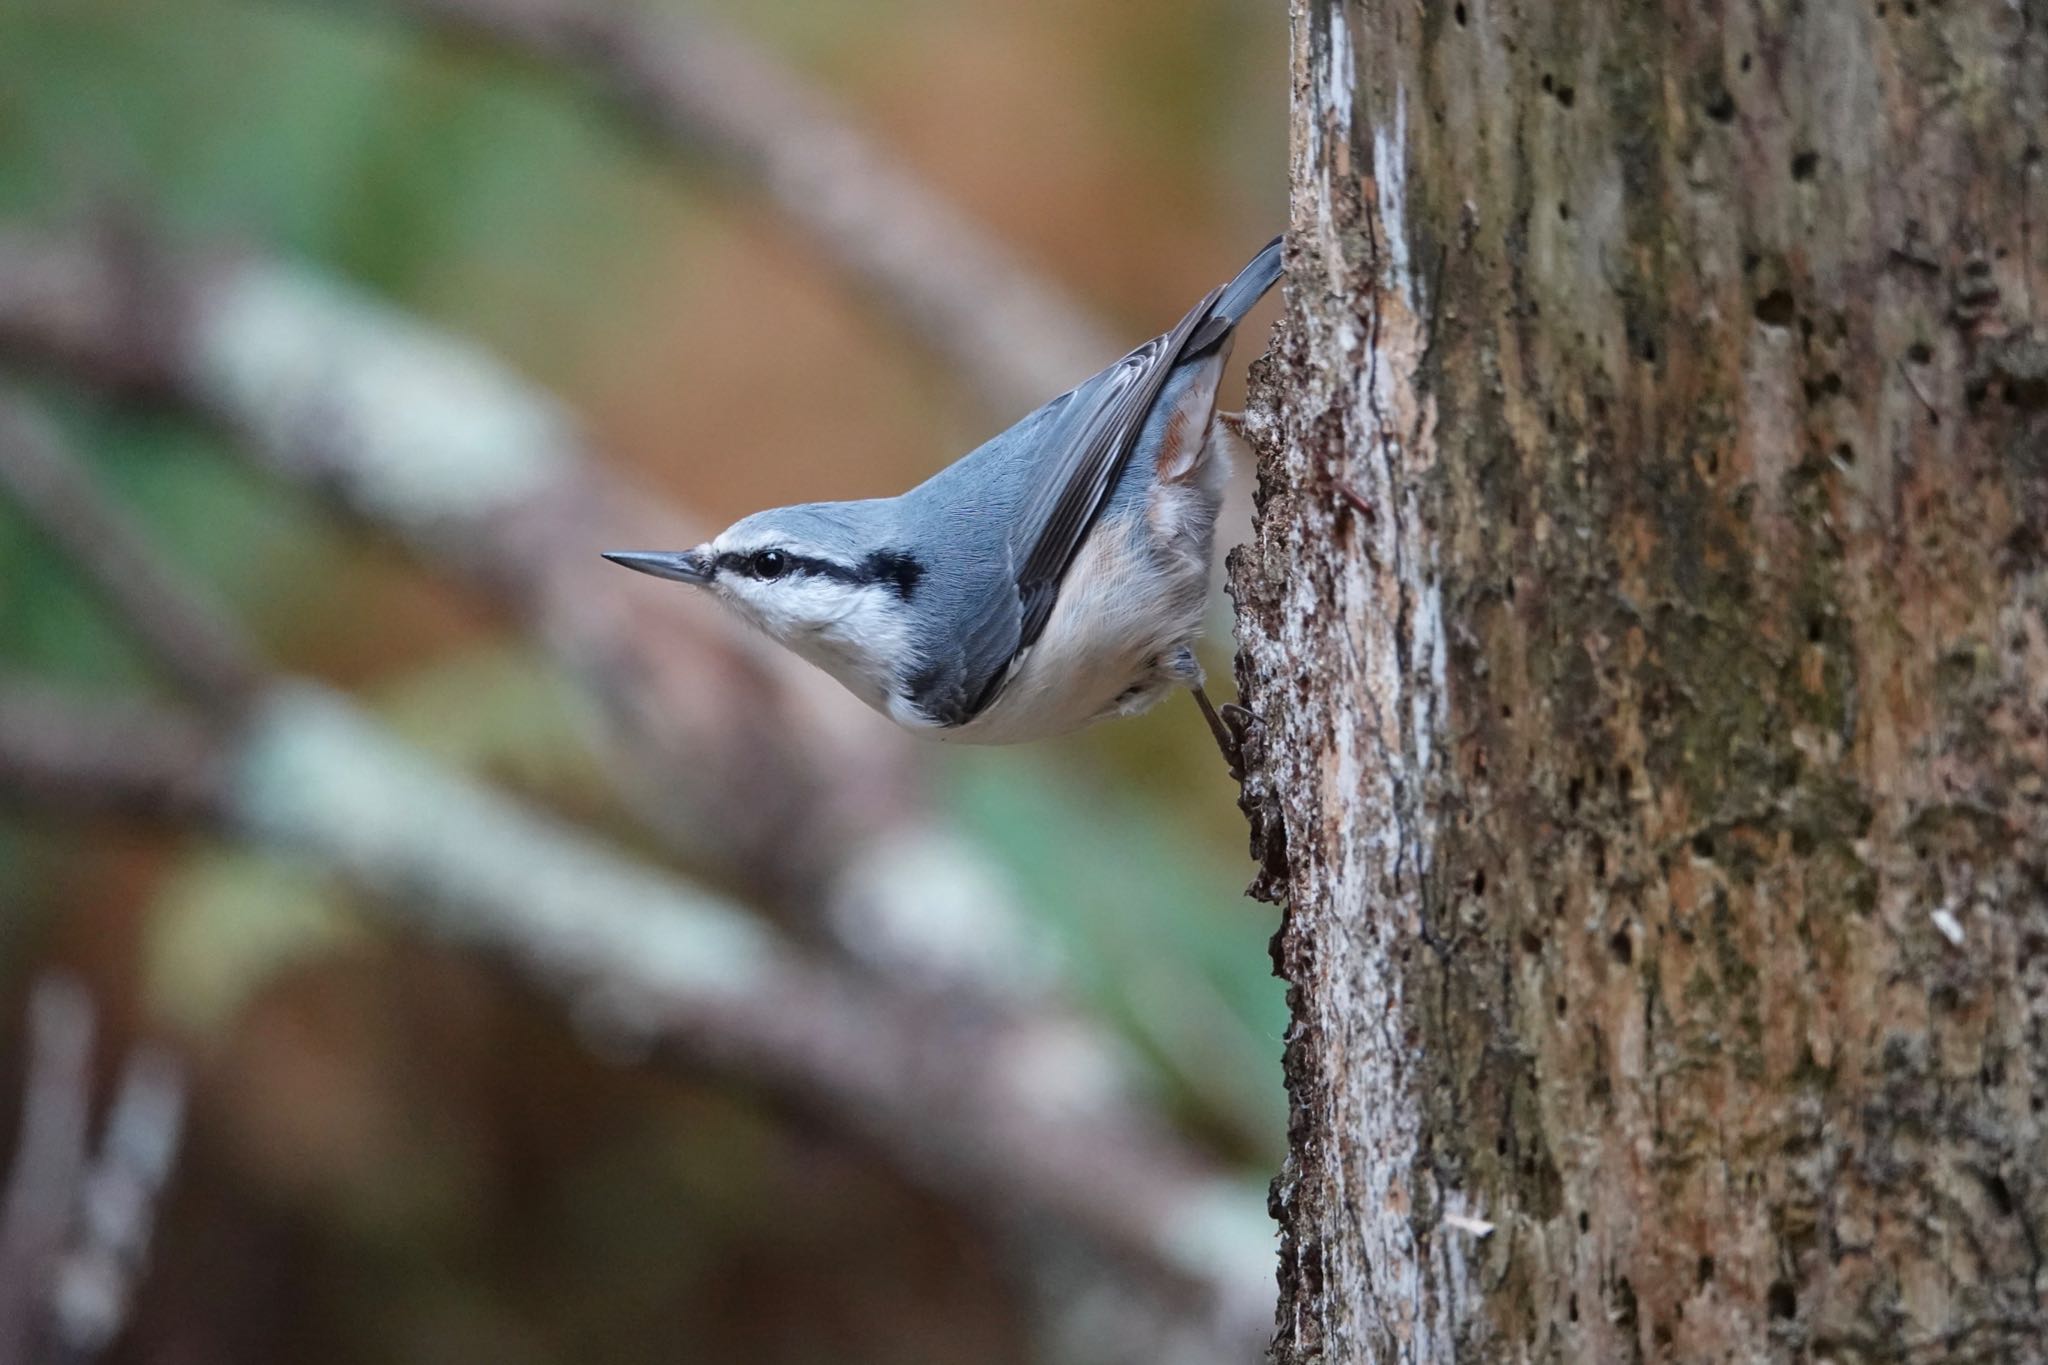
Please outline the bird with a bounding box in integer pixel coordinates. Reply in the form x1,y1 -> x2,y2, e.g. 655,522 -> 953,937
604,235 -> 1284,771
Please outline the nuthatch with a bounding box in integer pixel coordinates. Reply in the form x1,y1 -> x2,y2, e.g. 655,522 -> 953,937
605,236 -> 1283,770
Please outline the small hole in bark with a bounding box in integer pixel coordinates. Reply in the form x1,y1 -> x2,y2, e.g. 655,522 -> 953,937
1640,337 -> 1659,363
1501,703 -> 1514,719
1807,615 -> 1826,642
1984,1172 -> 2015,1216
1568,777 -> 1585,812
1568,1294 -> 1579,1323
1454,1 -> 1468,23
1697,1254 -> 1716,1285
1555,994 -> 1569,1018
1835,441 -> 1856,465
1768,1281 -> 1798,1319
1754,289 -> 1797,326
1577,1210 -> 1589,1233
1739,52 -> 1752,72
1705,88 -> 1737,123
1556,84 -> 1576,108
1472,869 -> 1488,896
1542,73 -> 1553,92
1609,929 -> 1633,965
1692,833 -> 1716,859
1558,200 -> 1572,222
1520,930 -> 1543,955
1907,340 -> 1933,364
1552,893 -> 1566,918
1791,149 -> 1818,180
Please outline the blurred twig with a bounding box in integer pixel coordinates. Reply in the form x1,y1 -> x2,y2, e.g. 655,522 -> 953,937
335,0 -> 1120,415
0,978 -> 94,1365
0,681 -> 225,824
0,397 -> 1272,1354
0,978 -> 186,1365
43,1047 -> 186,1365
0,400 -> 260,714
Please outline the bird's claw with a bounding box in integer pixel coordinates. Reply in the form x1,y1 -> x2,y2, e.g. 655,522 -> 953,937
1192,685 -> 1251,783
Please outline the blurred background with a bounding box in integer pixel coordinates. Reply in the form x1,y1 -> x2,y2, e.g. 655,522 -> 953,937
0,1 -> 1287,1362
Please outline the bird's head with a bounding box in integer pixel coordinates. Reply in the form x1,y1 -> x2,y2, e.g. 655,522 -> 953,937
605,501 -> 926,698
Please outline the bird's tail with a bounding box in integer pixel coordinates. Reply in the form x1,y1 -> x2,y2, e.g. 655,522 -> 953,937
1182,235 -> 1284,359
1212,235 -> 1285,327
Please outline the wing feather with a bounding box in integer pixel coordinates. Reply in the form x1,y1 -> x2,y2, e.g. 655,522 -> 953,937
1008,282 -> 1226,650
916,236 -> 1284,727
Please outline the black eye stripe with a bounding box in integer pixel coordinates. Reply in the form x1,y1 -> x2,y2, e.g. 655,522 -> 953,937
711,548 -> 923,600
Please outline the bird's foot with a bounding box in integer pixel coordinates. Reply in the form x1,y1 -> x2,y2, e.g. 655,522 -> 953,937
1191,684 -> 1250,783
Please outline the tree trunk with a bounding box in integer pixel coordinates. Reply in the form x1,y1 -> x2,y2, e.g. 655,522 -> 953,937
1233,0 -> 2048,1359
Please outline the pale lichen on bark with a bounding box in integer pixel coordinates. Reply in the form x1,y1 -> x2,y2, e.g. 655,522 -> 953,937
1232,0 -> 1473,1358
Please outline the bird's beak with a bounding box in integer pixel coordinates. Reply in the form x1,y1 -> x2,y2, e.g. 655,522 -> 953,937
602,549 -> 714,585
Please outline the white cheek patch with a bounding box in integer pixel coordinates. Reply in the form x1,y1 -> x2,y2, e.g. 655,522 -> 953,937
722,573 -> 911,715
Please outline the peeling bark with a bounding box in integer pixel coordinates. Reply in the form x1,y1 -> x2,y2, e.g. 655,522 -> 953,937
1236,0 -> 2048,1359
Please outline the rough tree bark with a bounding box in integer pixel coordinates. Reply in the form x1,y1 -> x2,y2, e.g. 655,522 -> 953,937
1234,0 -> 2047,1360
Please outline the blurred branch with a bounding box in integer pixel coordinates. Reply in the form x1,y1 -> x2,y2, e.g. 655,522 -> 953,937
0,681 -> 226,825
0,401 -> 1270,1353
0,978 -> 184,1365
339,0 -> 1120,415
44,1046 -> 185,1365
0,398 -> 261,713
1,662 -> 1271,1364
0,223 -> 1053,996
0,977 -> 94,1365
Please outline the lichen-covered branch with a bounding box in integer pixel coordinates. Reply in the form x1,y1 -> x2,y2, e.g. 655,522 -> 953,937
0,223 -> 1048,996
0,401 -> 1272,1357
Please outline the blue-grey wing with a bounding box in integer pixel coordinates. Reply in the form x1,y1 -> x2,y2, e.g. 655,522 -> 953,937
904,236 -> 1285,726
901,304 -> 1219,728
900,557 -> 1026,726
1007,282 -> 1229,650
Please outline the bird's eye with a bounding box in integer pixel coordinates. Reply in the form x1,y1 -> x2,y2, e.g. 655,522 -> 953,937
751,549 -> 789,580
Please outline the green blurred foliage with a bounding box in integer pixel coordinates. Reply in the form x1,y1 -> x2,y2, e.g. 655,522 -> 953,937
0,0 -> 1287,1359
